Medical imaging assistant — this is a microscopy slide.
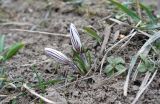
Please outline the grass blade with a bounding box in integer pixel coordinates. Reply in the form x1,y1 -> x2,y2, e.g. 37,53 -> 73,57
32,66 -> 45,91
0,35 -> 5,53
73,52 -> 87,74
140,3 -> 156,24
83,26 -> 102,43
142,24 -> 160,30
4,42 -> 24,61
86,50 -> 92,67
109,0 -> 140,21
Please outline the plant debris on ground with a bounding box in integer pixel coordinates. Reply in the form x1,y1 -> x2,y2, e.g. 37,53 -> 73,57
0,0 -> 160,104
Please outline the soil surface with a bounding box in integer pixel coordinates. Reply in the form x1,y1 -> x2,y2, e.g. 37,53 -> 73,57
0,0 -> 160,104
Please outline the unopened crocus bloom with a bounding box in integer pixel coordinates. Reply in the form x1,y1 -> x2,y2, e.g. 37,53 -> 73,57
44,48 -> 77,70
70,23 -> 82,53
70,23 -> 89,66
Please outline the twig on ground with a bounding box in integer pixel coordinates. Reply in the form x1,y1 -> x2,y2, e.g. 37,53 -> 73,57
23,83 -> 56,104
138,72 -> 151,92
95,68 -> 127,89
9,29 -> 70,37
119,31 -> 137,49
119,21 -> 141,50
132,47 -> 151,80
112,30 -> 120,43
109,18 -> 152,37
100,25 -> 111,55
55,75 -> 94,90
138,30 -> 151,37
131,70 -> 157,104
20,59 -> 51,67
0,22 -> 33,26
0,94 -> 7,97
97,15 -> 112,23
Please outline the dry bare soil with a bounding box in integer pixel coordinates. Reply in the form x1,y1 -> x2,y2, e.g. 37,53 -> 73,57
0,0 -> 160,104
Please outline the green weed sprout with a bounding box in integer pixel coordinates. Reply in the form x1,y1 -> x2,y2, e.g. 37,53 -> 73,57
137,54 -> 155,73
0,35 -> 24,88
105,56 -> 126,76
45,23 -> 91,75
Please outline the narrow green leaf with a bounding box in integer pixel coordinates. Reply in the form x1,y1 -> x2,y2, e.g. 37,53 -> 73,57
140,3 -> 156,24
142,24 -> 160,30
32,79 -> 62,88
4,42 -> 24,61
86,50 -> 92,67
0,35 -> 5,53
74,59 -> 86,74
83,26 -> 102,43
109,0 -> 140,21
32,66 -> 45,90
74,53 -> 87,74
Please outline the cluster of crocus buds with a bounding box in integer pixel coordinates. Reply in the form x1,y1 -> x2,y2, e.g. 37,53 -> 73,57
44,23 -> 88,71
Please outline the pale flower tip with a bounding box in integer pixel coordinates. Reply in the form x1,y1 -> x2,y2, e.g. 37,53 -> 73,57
70,23 -> 75,28
44,48 -> 51,54
44,48 -> 50,51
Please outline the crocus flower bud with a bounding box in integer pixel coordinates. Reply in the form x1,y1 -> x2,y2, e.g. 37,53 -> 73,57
45,48 -> 71,64
44,48 -> 78,70
70,23 -> 82,53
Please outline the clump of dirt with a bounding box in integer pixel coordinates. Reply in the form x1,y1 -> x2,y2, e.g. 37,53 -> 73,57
0,0 -> 159,104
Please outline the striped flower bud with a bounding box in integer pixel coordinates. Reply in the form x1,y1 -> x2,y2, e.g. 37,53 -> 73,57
45,48 -> 72,64
70,23 -> 82,53
44,48 -> 77,70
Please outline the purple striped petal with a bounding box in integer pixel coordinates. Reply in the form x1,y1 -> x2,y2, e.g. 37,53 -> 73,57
45,48 -> 71,64
70,23 -> 82,52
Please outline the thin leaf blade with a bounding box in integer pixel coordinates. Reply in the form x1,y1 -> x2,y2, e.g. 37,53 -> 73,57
0,35 -> 5,53
109,0 -> 140,21
4,42 -> 24,61
140,3 -> 156,24
83,26 -> 102,43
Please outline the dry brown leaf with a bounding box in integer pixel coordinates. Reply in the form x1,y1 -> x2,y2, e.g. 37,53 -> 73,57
100,25 -> 111,55
112,30 -> 120,42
